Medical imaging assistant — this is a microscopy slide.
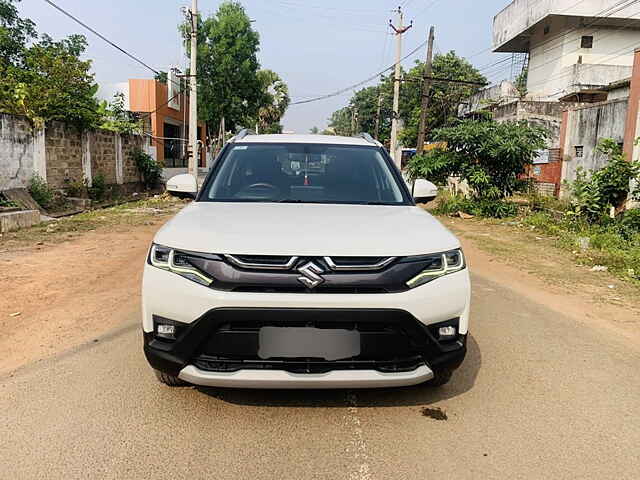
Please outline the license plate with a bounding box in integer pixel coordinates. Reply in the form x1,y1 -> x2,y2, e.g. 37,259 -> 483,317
258,327 -> 361,361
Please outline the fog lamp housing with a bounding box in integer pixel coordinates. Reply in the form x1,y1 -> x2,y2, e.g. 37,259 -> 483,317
157,324 -> 176,339
438,326 -> 457,341
153,315 -> 187,341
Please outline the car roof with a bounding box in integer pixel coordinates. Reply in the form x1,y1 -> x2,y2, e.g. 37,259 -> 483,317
233,133 -> 378,147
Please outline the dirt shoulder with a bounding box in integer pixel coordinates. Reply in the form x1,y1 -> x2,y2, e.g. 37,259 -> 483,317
442,215 -> 640,345
0,196 -> 186,375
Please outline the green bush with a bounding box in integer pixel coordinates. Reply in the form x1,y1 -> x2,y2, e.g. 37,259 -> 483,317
431,191 -> 471,215
406,119 -> 548,200
619,208 -> 640,234
470,199 -> 518,218
28,173 -> 55,209
527,192 -> 569,214
133,149 -> 162,189
431,191 -> 518,219
565,139 -> 640,222
0,197 -> 19,209
64,177 -> 87,198
88,173 -> 107,201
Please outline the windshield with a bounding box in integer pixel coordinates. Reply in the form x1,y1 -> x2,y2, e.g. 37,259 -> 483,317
202,143 -> 409,205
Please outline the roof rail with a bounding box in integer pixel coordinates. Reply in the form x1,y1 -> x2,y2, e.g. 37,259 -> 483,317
229,128 -> 254,143
357,132 -> 382,146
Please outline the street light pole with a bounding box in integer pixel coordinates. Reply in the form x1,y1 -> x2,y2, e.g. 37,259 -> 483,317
188,0 -> 198,180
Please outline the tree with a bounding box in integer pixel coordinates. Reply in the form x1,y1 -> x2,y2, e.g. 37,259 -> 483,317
399,52 -> 487,147
328,51 -> 486,147
406,119 -> 548,199
253,69 -> 289,134
154,71 -> 168,84
182,1 -> 262,132
0,0 -> 35,67
1,33 -> 99,127
309,126 -> 320,134
1,2 -> 99,128
98,93 -> 141,134
327,106 -> 353,136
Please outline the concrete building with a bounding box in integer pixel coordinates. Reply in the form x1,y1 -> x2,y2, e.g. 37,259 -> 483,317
128,78 -> 207,172
459,1 -> 640,197
494,0 -> 640,101
99,73 -> 207,175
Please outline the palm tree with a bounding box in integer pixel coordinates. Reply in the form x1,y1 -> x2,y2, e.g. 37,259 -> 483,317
255,69 -> 290,134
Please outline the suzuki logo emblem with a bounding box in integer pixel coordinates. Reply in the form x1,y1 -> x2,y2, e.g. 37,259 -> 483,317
297,261 -> 325,289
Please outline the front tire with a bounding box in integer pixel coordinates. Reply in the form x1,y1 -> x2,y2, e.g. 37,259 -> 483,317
154,369 -> 187,387
426,369 -> 453,387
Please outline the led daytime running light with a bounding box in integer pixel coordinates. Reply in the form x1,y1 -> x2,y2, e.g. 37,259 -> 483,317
150,245 -> 213,285
406,250 -> 465,288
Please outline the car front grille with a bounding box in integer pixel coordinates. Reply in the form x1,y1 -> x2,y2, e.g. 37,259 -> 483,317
192,317 -> 429,374
185,254 -> 429,294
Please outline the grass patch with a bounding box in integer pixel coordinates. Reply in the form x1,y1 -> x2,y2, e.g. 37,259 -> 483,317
0,194 -> 187,249
430,192 -> 640,284
518,211 -> 640,283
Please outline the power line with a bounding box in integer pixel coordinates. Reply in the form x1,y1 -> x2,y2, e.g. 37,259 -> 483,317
379,25 -> 392,69
414,0 -> 442,18
401,76 -> 487,87
479,0 -> 640,89
465,0 -> 595,67
520,0 -> 640,76
42,0 -> 191,115
290,39 -> 429,105
525,23 -> 640,92
42,0 -> 162,76
512,1 -> 640,90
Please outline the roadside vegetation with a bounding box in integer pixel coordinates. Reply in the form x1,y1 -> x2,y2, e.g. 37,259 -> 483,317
0,194 -> 187,249
412,128 -> 640,284
326,51 -> 486,142
26,148 -> 163,214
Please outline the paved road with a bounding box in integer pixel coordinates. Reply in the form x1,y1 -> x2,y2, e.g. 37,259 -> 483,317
2,273 -> 640,479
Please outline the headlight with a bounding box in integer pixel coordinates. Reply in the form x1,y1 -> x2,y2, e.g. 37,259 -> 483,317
149,244 -> 214,286
406,248 -> 465,289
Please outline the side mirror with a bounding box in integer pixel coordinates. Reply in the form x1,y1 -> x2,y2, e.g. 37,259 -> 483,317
166,174 -> 198,199
412,179 -> 438,204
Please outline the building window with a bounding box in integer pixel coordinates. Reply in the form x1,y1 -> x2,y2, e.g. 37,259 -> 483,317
543,25 -> 550,35
581,35 -> 593,49
575,146 -> 584,157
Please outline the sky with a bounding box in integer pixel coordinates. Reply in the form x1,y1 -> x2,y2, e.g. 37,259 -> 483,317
16,0 -> 514,133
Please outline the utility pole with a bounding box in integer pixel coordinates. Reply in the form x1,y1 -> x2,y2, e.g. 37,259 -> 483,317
374,94 -> 383,141
389,6 -> 412,169
188,0 -> 198,180
350,106 -> 358,136
416,26 -> 435,156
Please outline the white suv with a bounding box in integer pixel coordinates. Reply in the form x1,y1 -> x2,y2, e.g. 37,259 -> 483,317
142,133 -> 470,389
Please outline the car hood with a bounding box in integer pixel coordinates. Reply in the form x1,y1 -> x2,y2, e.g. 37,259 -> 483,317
154,202 -> 460,256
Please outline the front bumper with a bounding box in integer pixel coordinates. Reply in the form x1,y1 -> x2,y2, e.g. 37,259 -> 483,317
142,264 -> 470,389
143,307 -> 467,388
